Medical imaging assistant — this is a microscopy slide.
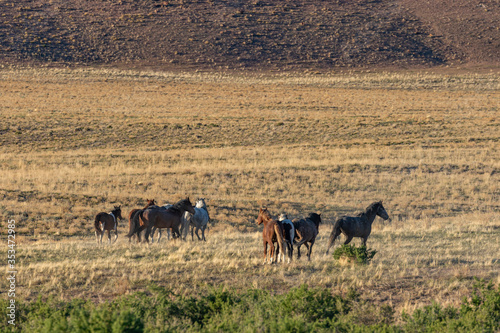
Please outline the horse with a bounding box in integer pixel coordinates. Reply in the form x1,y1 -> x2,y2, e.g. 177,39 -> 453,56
278,213 -> 295,263
325,201 -> 389,254
293,213 -> 321,261
126,199 -> 156,243
94,205 -> 123,245
182,198 -> 210,241
256,208 -> 286,264
141,198 -> 195,244
150,203 -> 176,242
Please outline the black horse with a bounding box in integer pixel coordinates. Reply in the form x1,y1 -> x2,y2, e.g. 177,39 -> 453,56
325,201 -> 389,254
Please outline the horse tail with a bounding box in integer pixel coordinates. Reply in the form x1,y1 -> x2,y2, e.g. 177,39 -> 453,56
94,214 -> 102,233
274,222 -> 286,263
326,218 -> 342,254
126,209 -> 140,238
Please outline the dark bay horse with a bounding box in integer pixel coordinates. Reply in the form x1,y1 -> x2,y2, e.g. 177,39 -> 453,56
278,213 -> 295,263
256,208 -> 286,264
293,213 -> 321,261
326,201 -> 389,254
94,206 -> 123,245
126,199 -> 156,243
141,198 -> 195,244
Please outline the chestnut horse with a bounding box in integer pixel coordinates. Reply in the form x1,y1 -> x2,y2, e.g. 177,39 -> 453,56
325,201 -> 389,254
126,199 -> 156,243
293,213 -> 321,261
256,208 -> 286,264
94,206 -> 123,245
141,198 -> 195,244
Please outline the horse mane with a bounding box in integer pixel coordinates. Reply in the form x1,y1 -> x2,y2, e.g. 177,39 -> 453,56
358,201 -> 382,217
307,213 -> 321,226
168,198 -> 191,214
365,201 -> 382,215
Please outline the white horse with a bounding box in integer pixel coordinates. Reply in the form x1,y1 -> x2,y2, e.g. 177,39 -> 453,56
182,198 -> 210,241
278,213 -> 295,263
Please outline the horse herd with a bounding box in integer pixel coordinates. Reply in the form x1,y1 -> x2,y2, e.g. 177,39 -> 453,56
94,198 -> 390,263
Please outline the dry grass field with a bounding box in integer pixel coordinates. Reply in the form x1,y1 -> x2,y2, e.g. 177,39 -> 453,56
1,68 -> 499,325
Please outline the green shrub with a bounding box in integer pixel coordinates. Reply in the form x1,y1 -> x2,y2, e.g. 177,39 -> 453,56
332,244 -> 377,264
2,281 -> 498,332
402,279 -> 500,332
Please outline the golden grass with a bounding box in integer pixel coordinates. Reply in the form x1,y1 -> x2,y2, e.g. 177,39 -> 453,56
0,67 -> 498,316
8,213 -> 500,316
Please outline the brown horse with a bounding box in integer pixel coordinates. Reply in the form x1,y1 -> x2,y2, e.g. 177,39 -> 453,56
126,199 -> 156,243
293,213 -> 321,261
256,208 -> 286,264
141,198 -> 195,244
94,206 -> 123,245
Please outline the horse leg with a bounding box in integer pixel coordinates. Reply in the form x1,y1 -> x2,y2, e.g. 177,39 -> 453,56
95,230 -> 100,245
172,226 -> 181,240
195,226 -> 202,241
144,226 -> 152,244
344,236 -> 353,245
362,237 -> 368,247
305,242 -> 314,261
113,226 -> 118,244
157,228 -> 162,244
275,243 -> 280,263
202,225 -> 206,241
179,221 -> 185,240
269,241 -> 275,264
151,226 -> 156,243
263,241 -> 268,264
297,244 -> 302,259
107,230 -> 111,245
287,242 -> 293,263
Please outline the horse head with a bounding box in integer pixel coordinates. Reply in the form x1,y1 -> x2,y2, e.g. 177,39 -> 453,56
257,207 -> 271,225
184,197 -> 196,215
113,205 -> 124,220
308,213 -> 321,223
278,213 -> 288,222
195,198 -> 206,209
376,201 -> 390,220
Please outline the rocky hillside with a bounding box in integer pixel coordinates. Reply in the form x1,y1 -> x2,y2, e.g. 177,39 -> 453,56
0,0 -> 498,70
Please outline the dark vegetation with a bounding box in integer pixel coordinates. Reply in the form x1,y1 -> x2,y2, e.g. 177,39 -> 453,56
332,244 -> 377,264
1,0 -> 499,70
2,281 -> 499,332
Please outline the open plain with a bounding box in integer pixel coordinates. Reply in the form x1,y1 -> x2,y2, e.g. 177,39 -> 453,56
1,68 -> 499,329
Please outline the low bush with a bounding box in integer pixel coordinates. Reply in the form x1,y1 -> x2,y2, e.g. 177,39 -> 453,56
1,281 -> 498,332
332,244 -> 377,264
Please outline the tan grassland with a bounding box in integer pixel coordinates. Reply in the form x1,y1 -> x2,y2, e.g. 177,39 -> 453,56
0,68 -> 499,318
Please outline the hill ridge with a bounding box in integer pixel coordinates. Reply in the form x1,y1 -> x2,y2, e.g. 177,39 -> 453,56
0,0 -> 498,70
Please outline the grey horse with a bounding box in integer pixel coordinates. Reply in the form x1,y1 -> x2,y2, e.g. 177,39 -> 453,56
182,198 -> 210,241
326,201 -> 389,254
